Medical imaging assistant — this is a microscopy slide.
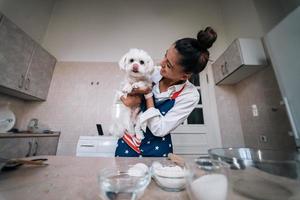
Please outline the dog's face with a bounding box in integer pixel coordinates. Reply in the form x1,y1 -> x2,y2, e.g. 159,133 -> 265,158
119,48 -> 154,78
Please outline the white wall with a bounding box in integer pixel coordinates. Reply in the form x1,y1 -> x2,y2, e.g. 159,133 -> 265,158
0,0 -> 56,44
43,0 -> 228,62
218,0 -> 264,45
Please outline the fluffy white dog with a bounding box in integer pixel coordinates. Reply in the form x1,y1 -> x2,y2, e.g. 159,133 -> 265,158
109,48 -> 154,140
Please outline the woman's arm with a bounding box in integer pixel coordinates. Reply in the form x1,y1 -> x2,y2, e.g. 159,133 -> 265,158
139,91 -> 199,137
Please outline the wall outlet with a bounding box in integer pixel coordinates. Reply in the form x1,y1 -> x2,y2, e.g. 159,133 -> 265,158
259,135 -> 268,143
252,104 -> 259,117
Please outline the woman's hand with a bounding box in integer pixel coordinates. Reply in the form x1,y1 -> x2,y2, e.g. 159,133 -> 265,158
130,87 -> 152,95
120,87 -> 152,108
120,94 -> 142,108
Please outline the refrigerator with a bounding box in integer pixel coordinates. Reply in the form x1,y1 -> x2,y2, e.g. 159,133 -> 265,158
264,7 -> 300,148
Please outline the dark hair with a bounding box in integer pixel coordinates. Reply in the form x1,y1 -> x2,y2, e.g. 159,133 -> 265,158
174,27 -> 217,74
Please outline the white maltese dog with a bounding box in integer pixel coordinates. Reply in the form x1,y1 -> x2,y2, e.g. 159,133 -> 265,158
109,48 -> 154,141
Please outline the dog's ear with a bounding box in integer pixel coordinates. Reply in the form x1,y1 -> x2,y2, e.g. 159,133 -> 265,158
118,52 -> 128,70
146,58 -> 155,75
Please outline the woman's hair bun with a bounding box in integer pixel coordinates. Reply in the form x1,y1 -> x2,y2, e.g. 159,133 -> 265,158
197,27 -> 217,50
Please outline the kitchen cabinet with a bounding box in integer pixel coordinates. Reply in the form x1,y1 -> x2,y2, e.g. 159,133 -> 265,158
0,14 -> 56,101
0,132 -> 60,159
212,38 -> 268,85
25,44 -> 56,100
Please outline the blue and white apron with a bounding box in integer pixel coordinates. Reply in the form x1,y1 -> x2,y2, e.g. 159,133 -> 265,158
115,84 -> 185,157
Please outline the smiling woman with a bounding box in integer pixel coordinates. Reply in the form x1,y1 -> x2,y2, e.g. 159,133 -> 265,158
115,27 -> 217,157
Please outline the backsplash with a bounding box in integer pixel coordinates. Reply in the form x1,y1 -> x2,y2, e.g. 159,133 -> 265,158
235,66 -> 295,150
214,65 -> 295,151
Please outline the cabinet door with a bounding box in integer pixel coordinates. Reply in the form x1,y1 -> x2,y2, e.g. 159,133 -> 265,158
223,39 -> 243,75
0,138 -> 34,159
0,16 -> 35,91
25,45 -> 56,100
212,54 -> 226,84
32,136 -> 59,156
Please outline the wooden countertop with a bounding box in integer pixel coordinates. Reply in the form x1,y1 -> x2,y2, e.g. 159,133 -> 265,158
1,156 -> 299,200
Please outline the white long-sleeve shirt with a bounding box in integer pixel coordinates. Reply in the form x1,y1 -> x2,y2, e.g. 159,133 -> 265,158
139,66 -> 200,137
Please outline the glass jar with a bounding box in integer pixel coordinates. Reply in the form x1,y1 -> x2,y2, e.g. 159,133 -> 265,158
185,158 -> 230,200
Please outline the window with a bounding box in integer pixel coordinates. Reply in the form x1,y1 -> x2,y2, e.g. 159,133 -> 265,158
186,74 -> 204,125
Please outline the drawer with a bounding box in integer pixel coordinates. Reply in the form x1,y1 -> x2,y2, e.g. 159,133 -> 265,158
77,139 -> 98,153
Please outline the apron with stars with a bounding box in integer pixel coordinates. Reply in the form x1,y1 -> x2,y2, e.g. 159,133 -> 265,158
115,84 -> 186,157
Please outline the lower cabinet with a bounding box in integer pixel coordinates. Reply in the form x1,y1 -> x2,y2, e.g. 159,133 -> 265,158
0,133 -> 60,159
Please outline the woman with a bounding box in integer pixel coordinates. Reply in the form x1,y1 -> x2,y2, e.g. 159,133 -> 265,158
115,27 -> 217,157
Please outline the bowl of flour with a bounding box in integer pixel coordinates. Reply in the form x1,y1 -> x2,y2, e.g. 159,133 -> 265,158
151,161 -> 186,192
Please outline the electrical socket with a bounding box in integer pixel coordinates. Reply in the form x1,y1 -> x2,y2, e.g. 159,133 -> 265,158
252,104 -> 259,117
259,135 -> 268,143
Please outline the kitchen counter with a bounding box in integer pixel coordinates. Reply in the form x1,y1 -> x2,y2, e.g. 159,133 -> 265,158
0,156 -> 255,200
0,132 -> 60,138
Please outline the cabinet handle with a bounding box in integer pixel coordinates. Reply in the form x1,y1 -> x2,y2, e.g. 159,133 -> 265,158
18,74 -> 25,88
80,144 -> 95,147
26,141 -> 32,157
33,141 -> 38,156
221,64 -> 225,75
25,78 -> 30,90
224,61 -> 229,74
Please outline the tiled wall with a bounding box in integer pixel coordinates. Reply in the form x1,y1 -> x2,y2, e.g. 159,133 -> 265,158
213,85 -> 244,148
0,62 -> 123,155
214,65 -> 296,151
235,66 -> 295,150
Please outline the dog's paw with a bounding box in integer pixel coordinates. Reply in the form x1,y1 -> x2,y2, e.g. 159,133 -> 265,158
133,81 -> 146,89
122,85 -> 133,94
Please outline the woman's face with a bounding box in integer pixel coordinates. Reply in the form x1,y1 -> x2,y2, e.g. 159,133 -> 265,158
160,45 -> 190,82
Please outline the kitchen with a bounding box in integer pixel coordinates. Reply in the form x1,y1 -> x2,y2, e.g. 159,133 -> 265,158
0,0 -> 300,199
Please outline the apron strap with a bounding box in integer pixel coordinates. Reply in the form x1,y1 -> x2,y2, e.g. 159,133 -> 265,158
122,132 -> 141,154
170,83 -> 186,100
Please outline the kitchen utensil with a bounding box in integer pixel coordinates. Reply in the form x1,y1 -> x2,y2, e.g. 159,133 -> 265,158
0,157 -> 48,171
0,103 -> 16,133
167,153 -> 185,167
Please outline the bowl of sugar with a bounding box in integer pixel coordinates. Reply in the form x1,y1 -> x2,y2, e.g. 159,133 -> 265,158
185,158 -> 230,200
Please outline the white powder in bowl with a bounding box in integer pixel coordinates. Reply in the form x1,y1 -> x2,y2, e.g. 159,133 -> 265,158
128,163 -> 148,177
191,174 -> 228,200
152,163 -> 185,190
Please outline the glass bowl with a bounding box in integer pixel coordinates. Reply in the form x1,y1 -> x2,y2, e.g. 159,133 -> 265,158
151,161 -> 186,192
185,158 -> 230,200
208,148 -> 300,200
98,164 -> 151,200
208,147 -> 300,179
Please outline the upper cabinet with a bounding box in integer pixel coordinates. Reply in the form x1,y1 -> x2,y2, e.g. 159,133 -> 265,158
212,38 -> 268,85
0,14 -> 56,101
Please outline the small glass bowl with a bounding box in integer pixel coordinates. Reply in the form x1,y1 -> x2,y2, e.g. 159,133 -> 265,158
98,164 -> 151,200
151,161 -> 186,192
